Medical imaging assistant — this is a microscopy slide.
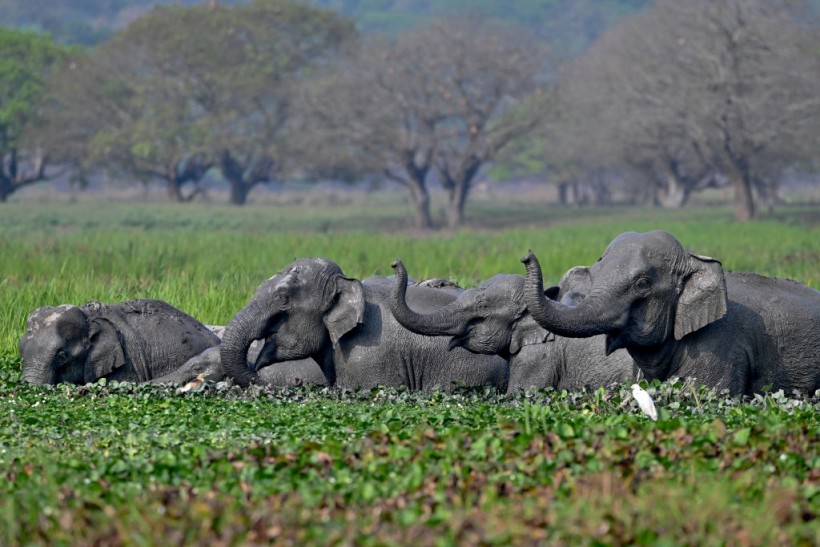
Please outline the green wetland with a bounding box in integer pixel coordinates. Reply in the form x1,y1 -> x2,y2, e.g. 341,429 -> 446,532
0,199 -> 818,544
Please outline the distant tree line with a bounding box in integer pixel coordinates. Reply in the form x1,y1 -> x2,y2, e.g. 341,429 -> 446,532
1,0 -> 818,225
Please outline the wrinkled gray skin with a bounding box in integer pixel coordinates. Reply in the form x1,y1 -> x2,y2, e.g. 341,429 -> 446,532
152,328 -> 326,387
220,258 -> 509,391
522,230 -> 820,395
388,260 -> 635,393
19,299 -> 220,385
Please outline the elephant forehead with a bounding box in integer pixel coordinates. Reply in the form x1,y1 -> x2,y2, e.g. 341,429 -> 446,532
43,305 -> 77,326
269,258 -> 341,283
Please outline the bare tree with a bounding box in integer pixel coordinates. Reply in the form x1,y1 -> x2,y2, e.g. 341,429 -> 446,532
308,18 -> 547,229
558,0 -> 820,219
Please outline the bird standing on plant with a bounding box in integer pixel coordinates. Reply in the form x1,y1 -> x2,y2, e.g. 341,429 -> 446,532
631,384 -> 658,421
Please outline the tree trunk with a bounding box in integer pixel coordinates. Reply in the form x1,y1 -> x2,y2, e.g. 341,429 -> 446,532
219,150 -> 251,206
557,182 -> 569,205
229,181 -> 250,206
729,168 -> 755,221
446,185 -> 467,229
166,171 -> 183,203
408,182 -> 433,229
655,171 -> 689,209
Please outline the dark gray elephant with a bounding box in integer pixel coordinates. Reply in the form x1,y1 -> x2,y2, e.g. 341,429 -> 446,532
220,257 -> 509,391
152,328 -> 326,387
19,299 -> 221,385
521,230 -> 820,395
388,260 -> 635,393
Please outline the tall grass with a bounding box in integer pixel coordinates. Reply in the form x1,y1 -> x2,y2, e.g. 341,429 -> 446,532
1,201 -> 817,353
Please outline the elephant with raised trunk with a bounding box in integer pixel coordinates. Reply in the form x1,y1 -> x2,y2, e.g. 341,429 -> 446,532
521,230 -> 820,395
219,257 -> 509,391
388,260 -> 635,392
19,299 -> 221,385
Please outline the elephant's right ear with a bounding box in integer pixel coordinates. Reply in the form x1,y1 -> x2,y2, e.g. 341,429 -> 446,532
675,254 -> 728,340
559,266 -> 592,299
324,276 -> 365,346
85,317 -> 126,381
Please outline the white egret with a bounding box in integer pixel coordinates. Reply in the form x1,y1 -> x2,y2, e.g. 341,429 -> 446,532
631,384 -> 658,421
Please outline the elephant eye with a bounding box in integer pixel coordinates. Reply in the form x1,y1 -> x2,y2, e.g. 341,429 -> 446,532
274,291 -> 291,309
634,277 -> 652,294
55,349 -> 69,366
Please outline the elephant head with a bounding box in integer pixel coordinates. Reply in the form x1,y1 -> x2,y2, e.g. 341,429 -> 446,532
220,258 -> 365,387
19,304 -> 126,385
521,230 -> 728,354
389,260 -> 549,357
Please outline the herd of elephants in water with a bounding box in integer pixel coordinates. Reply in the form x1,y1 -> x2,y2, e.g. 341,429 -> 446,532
18,230 -> 820,398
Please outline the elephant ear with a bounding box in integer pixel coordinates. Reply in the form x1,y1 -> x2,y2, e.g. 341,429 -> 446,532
509,320 -> 550,355
674,254 -> 728,340
85,317 -> 126,381
323,276 -> 365,346
559,266 -> 592,299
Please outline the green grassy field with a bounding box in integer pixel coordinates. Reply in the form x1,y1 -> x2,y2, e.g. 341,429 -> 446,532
1,200 -> 818,544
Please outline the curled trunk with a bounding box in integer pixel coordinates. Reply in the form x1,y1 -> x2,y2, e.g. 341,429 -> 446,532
389,260 -> 466,336
219,301 -> 266,387
521,251 -> 611,338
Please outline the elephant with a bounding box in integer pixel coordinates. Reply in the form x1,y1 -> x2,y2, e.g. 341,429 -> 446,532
19,299 -> 221,385
521,230 -> 820,395
219,257 -> 509,391
388,260 -> 635,393
151,327 -> 326,387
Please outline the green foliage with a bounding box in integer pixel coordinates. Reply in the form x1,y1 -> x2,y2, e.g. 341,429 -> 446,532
0,202 -> 817,542
0,28 -> 73,148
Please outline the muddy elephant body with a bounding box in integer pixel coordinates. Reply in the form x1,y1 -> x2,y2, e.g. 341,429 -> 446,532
522,230 -> 820,395
389,261 -> 635,393
220,258 -> 509,392
19,299 -> 221,385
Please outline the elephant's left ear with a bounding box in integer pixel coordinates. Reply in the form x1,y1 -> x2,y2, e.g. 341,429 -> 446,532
675,254 -> 728,340
324,276 -> 365,346
85,317 -> 126,381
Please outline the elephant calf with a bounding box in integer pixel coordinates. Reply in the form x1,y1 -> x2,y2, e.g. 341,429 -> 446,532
19,299 -> 221,385
152,327 -> 326,387
389,260 -> 635,393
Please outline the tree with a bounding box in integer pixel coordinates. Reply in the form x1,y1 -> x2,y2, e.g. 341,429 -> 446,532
45,0 -> 355,204
559,0 -> 820,219
310,18 -> 547,229
45,44 -> 214,202
0,28 -> 73,202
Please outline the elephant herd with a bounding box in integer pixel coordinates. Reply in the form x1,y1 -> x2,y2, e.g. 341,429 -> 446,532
18,231 -> 820,397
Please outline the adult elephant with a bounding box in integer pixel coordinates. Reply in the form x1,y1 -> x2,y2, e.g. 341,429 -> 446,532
388,260 -> 635,392
220,257 -> 509,391
19,299 -> 221,385
152,328 -> 326,387
521,230 -> 820,395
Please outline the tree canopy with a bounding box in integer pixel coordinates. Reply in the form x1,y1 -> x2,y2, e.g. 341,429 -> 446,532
0,28 -> 75,201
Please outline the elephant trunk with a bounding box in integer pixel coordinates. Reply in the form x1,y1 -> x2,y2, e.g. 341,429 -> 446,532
521,251 -> 611,338
21,358 -> 54,385
389,260 -> 467,336
220,301 -> 265,388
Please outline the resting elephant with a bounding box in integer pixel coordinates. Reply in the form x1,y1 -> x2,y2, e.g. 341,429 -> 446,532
220,257 -> 509,391
388,260 -> 635,392
521,230 -> 820,395
152,328 -> 326,387
19,299 -> 221,385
